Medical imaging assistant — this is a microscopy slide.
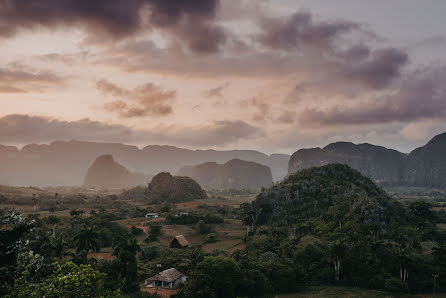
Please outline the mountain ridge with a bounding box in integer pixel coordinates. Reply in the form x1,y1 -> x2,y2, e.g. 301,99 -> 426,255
288,132 -> 446,188
0,140 -> 289,186
177,158 -> 273,191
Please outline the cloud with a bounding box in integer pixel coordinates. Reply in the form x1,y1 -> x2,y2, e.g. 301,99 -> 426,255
203,82 -> 228,98
341,48 -> 409,89
160,120 -> 265,147
93,8 -> 408,100
257,11 -> 358,51
299,66 -> 446,127
256,11 -> 408,90
0,114 -> 263,147
0,114 -> 135,144
0,0 -> 225,53
276,111 -> 296,124
97,79 -> 175,117
0,67 -> 64,93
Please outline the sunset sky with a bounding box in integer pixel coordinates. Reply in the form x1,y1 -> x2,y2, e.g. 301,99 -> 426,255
1,0 -> 445,153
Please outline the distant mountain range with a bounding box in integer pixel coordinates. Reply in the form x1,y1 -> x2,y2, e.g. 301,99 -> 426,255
0,140 -> 289,186
289,132 -> 446,188
1,132 -> 445,189
177,159 -> 273,191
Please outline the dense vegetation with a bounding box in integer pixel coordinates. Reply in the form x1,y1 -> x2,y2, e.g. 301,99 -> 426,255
237,164 -> 446,294
1,164 -> 446,297
148,172 -> 207,203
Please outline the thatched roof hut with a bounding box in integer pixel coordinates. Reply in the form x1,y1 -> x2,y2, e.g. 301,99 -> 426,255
169,235 -> 190,248
145,268 -> 186,288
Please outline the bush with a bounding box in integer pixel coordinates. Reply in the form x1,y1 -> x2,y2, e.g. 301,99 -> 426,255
205,233 -> 217,243
384,277 -> 408,292
195,220 -> 211,234
131,226 -> 144,236
146,225 -> 162,242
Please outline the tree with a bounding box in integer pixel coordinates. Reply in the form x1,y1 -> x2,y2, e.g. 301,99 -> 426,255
74,225 -> 100,254
180,256 -> 243,298
112,237 -> 140,293
195,220 -> 211,234
0,213 -> 34,295
40,233 -> 66,260
45,215 -> 59,237
7,261 -> 118,297
146,225 -> 162,243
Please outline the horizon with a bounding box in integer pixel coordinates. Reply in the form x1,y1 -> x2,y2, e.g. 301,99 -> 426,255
1,0 -> 446,153
2,129 -> 446,156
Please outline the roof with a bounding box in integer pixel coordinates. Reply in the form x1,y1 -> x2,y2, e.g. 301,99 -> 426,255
172,235 -> 189,247
148,268 -> 185,282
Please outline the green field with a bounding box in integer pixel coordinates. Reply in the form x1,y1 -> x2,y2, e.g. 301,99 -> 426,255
279,286 -> 444,298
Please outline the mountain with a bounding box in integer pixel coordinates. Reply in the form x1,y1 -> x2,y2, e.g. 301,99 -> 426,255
254,163 -> 394,227
147,172 -> 207,203
83,155 -> 147,189
288,132 -> 446,188
288,142 -> 406,186
404,132 -> 446,188
0,140 -> 289,186
177,159 -> 273,191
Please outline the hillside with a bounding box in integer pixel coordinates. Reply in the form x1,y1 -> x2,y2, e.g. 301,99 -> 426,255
83,155 -> 147,189
0,141 -> 289,186
288,142 -> 406,186
255,163 -> 395,226
177,159 -> 273,191
404,132 -> 446,188
288,132 -> 446,188
147,172 -> 207,203
242,164 -> 442,292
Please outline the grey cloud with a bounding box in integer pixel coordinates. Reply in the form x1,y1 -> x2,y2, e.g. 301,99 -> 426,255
0,0 -> 225,53
0,114 -> 263,147
96,9 -> 408,94
0,114 -> 135,144
257,11 -> 358,51
342,48 -> 409,89
299,66 -> 446,126
256,11 -> 408,90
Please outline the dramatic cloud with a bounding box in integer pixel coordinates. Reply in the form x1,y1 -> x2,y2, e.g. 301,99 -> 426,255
0,114 -> 263,147
257,11 -> 358,51
256,11 -> 408,90
341,48 -> 409,89
97,79 -> 176,117
299,66 -> 446,126
0,67 -> 64,93
0,0 -> 224,53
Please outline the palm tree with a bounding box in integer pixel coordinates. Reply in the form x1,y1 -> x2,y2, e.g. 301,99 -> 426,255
74,225 -> 101,254
113,237 -> 140,260
41,233 -> 66,260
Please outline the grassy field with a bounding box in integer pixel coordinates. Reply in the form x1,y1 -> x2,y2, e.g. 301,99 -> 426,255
279,286 -> 444,298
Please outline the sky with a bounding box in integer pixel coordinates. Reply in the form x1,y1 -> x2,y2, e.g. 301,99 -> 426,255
0,0 -> 445,154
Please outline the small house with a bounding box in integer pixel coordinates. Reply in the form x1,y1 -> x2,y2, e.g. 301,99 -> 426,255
145,213 -> 159,219
169,235 -> 190,248
145,268 -> 186,288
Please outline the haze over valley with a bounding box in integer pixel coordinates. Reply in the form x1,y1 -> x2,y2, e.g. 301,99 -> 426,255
1,1 -> 446,297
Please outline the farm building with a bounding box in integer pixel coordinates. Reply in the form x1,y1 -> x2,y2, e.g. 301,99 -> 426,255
169,235 -> 190,248
145,213 -> 159,219
145,268 -> 186,288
